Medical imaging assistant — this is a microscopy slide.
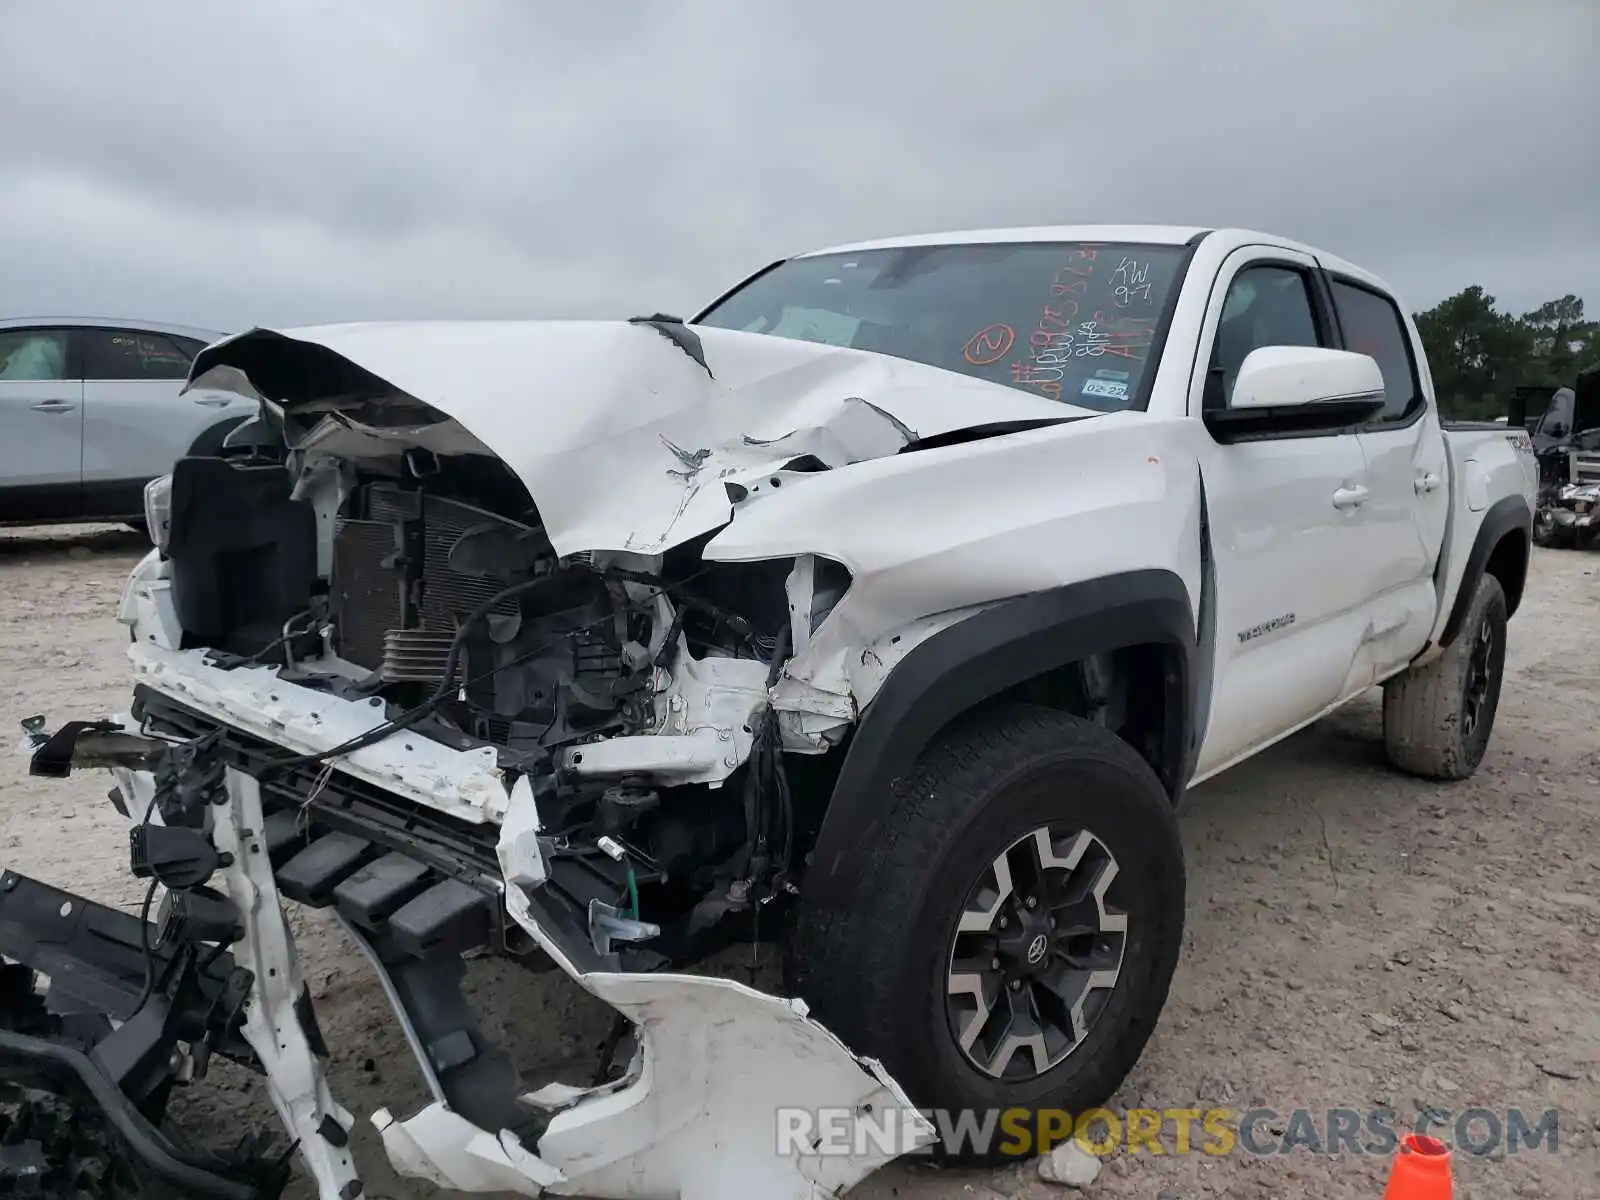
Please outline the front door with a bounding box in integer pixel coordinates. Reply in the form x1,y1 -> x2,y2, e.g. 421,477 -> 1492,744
1188,249 -> 1375,779
0,327 -> 84,521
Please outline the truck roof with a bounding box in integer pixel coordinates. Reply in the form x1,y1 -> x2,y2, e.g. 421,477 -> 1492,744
801,224 -> 1213,256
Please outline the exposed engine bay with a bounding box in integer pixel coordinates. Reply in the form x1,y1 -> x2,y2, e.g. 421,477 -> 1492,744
153,431 -> 856,968
132,317 -> 1098,978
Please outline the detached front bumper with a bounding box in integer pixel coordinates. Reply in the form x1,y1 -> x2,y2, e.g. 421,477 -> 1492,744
17,659 -> 935,1197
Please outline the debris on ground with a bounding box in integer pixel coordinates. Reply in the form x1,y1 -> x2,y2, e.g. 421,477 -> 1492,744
1038,1139 -> 1102,1188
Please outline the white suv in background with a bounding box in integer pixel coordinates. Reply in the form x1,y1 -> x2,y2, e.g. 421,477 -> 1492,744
0,316 -> 250,527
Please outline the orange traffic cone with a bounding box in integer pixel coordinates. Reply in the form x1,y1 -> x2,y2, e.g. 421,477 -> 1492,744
1382,1133 -> 1452,1199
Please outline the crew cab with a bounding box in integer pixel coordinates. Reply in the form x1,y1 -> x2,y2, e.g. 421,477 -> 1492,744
2,226 -> 1537,1200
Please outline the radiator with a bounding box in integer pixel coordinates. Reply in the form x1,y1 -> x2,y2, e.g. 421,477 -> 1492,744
330,486 -> 524,674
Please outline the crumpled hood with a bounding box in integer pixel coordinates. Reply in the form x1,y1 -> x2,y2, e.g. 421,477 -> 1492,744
189,319 -> 1094,558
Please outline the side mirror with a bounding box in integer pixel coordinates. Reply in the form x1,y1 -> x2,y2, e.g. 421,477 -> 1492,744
1205,346 -> 1386,443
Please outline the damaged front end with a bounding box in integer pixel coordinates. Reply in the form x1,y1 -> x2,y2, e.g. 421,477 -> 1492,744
6,320 -> 1097,1196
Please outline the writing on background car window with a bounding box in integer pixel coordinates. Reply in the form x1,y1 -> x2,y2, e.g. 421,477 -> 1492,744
110,333 -> 187,371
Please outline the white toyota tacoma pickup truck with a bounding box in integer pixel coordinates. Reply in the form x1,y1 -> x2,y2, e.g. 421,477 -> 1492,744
3,226 -> 1537,1200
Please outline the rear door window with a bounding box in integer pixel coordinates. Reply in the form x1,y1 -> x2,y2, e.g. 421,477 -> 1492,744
82,329 -> 193,381
1329,279 -> 1422,423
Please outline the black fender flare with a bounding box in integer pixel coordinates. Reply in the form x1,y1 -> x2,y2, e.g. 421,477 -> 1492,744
1438,494 -> 1531,648
801,568 -> 1196,913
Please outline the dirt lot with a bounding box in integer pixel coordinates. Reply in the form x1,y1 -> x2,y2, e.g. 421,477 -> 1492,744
1,525 -> 1595,1200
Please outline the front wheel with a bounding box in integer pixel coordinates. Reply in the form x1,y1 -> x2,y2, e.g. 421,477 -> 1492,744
786,704 -> 1186,1163
1382,572 -> 1508,781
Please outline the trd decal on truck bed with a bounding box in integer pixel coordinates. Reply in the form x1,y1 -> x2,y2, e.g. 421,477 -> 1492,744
1237,612 -> 1296,643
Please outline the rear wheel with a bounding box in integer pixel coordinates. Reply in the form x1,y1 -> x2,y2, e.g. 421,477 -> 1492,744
1382,572 -> 1507,781
787,704 -> 1186,1163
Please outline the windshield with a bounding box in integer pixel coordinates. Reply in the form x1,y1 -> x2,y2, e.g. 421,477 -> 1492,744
695,241 -> 1190,411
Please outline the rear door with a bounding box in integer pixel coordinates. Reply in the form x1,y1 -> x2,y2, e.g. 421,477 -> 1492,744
80,328 -> 228,514
0,326 -> 84,520
1327,275 -> 1449,680
1188,249 -> 1375,777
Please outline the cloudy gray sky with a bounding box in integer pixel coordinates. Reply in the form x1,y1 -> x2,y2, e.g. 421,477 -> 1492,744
2,0 -> 1595,334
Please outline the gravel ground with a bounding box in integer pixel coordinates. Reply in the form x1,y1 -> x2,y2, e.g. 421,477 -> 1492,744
1,524 -> 1595,1200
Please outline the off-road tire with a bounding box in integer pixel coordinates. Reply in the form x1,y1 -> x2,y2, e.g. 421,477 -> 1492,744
786,703 -> 1185,1164
1382,572 -> 1508,781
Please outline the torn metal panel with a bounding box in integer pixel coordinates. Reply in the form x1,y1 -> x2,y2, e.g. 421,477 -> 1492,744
289,410 -> 496,460
722,395 -> 917,469
769,673 -> 856,752
187,320 -> 1091,558
705,416 -> 1206,711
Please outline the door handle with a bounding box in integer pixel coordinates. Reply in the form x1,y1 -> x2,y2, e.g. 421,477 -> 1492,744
29,400 -> 75,413
1332,485 -> 1369,509
192,396 -> 230,407
1414,471 -> 1441,494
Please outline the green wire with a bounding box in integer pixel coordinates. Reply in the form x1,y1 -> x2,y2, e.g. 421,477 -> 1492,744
626,864 -> 640,920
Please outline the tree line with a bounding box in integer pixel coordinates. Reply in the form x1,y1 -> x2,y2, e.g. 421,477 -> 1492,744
1412,290 -> 1595,421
